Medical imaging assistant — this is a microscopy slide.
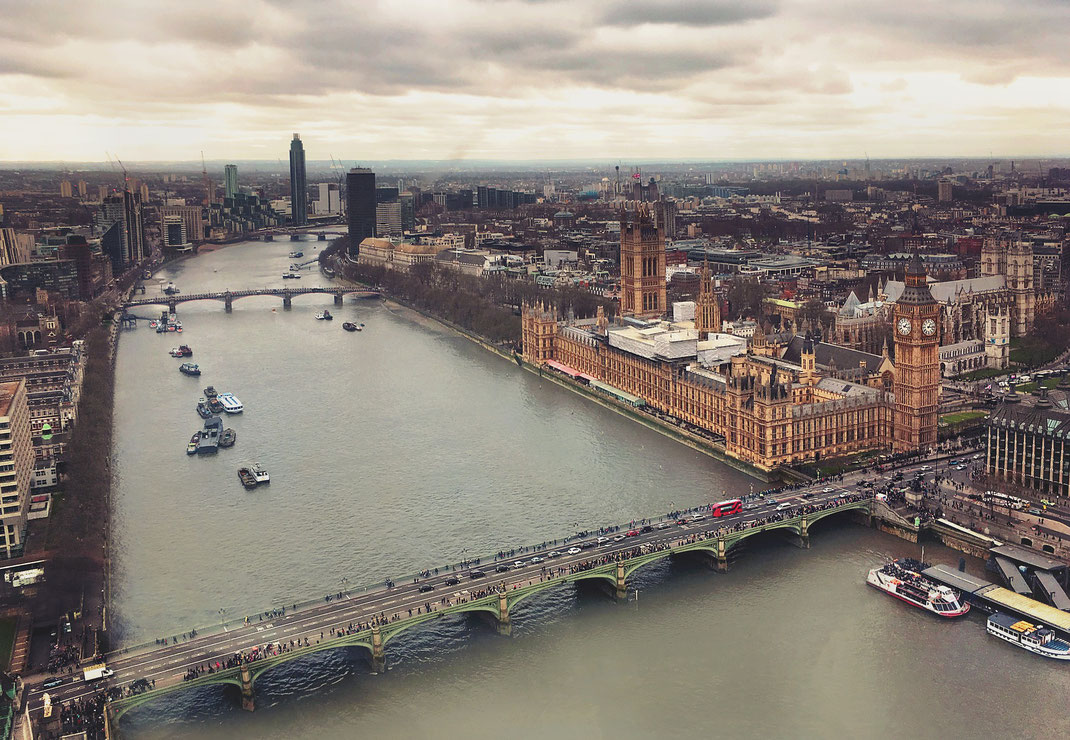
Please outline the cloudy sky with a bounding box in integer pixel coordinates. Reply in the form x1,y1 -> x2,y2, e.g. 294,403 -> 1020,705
2,0 -> 1068,162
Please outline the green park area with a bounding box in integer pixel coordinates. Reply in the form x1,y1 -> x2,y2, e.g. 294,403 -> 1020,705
941,410 -> 989,425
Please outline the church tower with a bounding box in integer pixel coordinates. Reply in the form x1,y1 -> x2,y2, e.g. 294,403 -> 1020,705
619,205 -> 666,319
694,259 -> 721,339
1006,237 -> 1035,337
893,253 -> 941,453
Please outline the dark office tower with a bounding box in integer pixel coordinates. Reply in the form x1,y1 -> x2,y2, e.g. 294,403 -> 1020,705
346,168 -> 376,257
289,134 -> 308,226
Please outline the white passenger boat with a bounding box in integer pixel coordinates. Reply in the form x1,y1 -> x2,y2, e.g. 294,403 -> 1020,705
987,613 -> 1070,660
218,392 -> 244,414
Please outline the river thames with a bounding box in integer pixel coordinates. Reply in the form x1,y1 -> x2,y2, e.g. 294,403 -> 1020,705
111,238 -> 1070,739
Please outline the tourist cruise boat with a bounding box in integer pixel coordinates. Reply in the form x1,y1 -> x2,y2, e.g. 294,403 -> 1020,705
987,613 -> 1070,660
866,559 -> 970,617
218,393 -> 243,413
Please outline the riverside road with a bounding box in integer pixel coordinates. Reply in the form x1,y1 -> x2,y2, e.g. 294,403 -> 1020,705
22,455 -> 950,717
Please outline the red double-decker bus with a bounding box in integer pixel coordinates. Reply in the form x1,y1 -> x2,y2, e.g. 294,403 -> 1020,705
711,499 -> 742,517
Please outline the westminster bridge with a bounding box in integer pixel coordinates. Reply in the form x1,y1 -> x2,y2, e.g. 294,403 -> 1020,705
21,478 -> 910,727
123,287 -> 380,314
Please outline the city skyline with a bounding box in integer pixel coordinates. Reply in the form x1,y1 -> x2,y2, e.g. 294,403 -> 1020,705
2,0 -> 1069,162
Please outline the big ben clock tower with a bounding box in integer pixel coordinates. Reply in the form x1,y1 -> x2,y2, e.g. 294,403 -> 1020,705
893,252 -> 940,453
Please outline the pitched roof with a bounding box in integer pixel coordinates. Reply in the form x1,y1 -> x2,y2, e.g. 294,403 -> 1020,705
782,335 -> 885,371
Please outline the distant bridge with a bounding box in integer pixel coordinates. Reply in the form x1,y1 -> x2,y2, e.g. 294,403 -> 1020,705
123,287 -> 380,313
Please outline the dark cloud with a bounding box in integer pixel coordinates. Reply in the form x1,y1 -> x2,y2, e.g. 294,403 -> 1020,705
601,0 -> 778,27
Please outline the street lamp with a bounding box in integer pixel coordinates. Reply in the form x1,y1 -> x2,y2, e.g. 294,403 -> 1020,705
218,607 -> 227,632
341,577 -> 350,597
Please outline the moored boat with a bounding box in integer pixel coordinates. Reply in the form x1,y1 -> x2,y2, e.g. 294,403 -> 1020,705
251,463 -> 269,484
207,397 -> 224,414
342,322 -> 357,332
203,386 -> 218,398
196,401 -> 212,419
186,432 -> 200,455
987,613 -> 1070,660
196,417 -> 222,454
219,428 -> 236,448
169,345 -> 193,357
218,392 -> 243,413
237,463 -> 269,489
866,559 -> 970,617
179,363 -> 201,376
315,310 -> 333,321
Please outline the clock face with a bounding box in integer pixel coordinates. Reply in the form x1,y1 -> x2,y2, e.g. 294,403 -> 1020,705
897,318 -> 912,336
922,318 -> 937,336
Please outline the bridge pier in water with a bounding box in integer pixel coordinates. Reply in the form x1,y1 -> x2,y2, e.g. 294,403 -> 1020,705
333,293 -> 343,306
370,625 -> 386,672
496,592 -> 511,636
240,663 -> 255,712
283,293 -> 292,309
615,562 -> 628,599
224,292 -> 233,313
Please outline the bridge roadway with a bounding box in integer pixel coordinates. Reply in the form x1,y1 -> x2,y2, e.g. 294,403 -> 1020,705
22,463 -> 937,721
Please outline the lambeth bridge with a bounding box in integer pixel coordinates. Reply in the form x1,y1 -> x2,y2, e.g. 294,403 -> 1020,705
22,478 -> 917,728
123,287 -> 380,314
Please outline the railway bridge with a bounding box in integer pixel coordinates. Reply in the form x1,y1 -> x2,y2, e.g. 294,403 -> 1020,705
123,287 -> 380,314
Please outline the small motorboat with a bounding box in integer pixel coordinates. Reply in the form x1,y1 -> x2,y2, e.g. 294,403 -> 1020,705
186,432 -> 200,455
196,401 -> 212,419
342,322 -> 358,332
179,363 -> 201,376
169,345 -> 193,357
203,386 -> 218,398
207,397 -> 224,414
315,310 -> 333,321
219,428 -> 236,448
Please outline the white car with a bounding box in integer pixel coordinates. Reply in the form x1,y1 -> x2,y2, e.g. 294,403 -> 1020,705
546,551 -> 560,558
597,536 -> 609,545
920,465 -> 931,471
567,547 -> 581,555
656,522 -> 670,529
613,534 -> 625,542
513,561 -> 525,569
955,465 -> 966,471
776,502 -> 793,511
530,556 -> 543,564
822,487 -> 833,493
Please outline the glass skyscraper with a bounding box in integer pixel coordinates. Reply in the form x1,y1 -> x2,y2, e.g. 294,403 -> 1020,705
289,134 -> 307,226
224,164 -> 239,200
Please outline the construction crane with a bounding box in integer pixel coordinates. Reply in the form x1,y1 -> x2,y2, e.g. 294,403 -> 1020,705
115,157 -> 128,191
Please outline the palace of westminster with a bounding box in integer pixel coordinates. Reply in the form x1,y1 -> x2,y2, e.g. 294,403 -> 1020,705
518,206 -> 1034,471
